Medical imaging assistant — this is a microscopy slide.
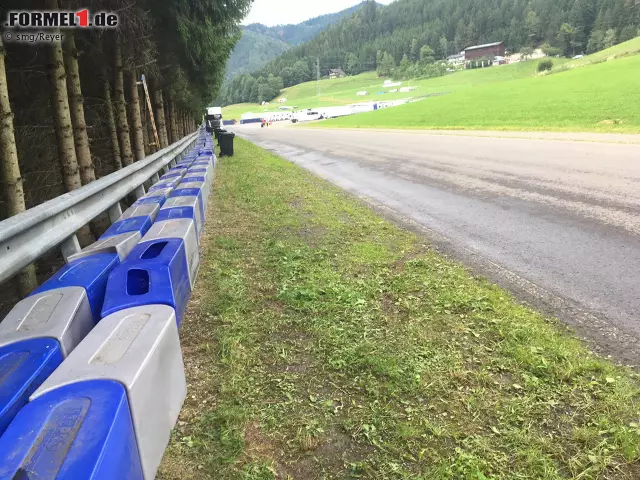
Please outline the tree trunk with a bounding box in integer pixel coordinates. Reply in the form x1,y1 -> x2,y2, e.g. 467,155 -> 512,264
103,76 -> 122,170
46,0 -> 93,245
153,84 -> 169,148
168,97 -> 178,144
0,39 -> 37,295
164,99 -> 172,145
62,32 -> 96,185
47,31 -> 82,191
113,38 -> 133,166
127,67 -> 145,161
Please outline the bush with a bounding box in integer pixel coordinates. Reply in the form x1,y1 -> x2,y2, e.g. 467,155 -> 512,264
537,59 -> 554,72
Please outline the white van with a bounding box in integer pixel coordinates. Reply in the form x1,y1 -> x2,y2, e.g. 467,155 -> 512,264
292,110 -> 322,123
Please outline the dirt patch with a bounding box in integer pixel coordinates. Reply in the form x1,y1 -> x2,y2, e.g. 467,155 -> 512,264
243,422 -> 279,461
278,426 -> 374,479
391,247 -> 431,271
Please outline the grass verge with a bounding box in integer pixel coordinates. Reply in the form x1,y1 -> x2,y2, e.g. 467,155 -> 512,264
159,138 -> 640,479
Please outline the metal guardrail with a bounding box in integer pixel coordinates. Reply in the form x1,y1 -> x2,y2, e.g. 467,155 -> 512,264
0,132 -> 199,285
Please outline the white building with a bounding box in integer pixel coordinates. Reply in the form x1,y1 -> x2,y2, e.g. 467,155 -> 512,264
446,53 -> 466,66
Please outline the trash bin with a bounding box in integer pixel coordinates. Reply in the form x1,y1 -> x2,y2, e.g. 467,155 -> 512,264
219,131 -> 235,157
213,128 -> 226,141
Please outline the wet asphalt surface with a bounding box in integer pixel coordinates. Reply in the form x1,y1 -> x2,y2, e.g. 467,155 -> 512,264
237,125 -> 640,366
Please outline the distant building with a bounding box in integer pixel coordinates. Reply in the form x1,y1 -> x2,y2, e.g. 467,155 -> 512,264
446,53 -> 466,66
277,98 -> 287,103
328,68 -> 346,79
464,41 -> 505,61
356,91 -> 369,96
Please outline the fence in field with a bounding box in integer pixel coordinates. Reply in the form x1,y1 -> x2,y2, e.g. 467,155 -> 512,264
0,129 -> 215,479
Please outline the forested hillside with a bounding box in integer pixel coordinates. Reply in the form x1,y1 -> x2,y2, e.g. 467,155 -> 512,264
218,0 -> 639,106
225,3 -> 367,80
224,29 -> 290,80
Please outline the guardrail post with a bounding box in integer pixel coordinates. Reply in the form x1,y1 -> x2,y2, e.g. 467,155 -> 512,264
108,203 -> 123,224
169,158 -> 176,168
134,185 -> 146,199
60,234 -> 81,262
151,173 -> 160,184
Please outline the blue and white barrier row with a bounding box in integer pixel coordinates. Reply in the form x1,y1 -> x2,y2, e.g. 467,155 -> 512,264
0,131 -> 216,479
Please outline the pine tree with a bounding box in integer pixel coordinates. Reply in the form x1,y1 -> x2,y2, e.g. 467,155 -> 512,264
0,39 -> 37,295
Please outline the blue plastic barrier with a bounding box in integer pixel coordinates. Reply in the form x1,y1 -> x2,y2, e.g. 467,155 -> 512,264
133,196 -> 167,207
0,380 -> 143,480
101,216 -> 153,239
30,305 -> 186,479
101,240 -> 191,324
182,175 -> 206,183
161,171 -> 186,181
133,188 -> 174,208
0,338 -> 63,435
32,253 -> 120,321
157,197 -> 204,238
171,187 -> 205,218
149,178 -> 180,191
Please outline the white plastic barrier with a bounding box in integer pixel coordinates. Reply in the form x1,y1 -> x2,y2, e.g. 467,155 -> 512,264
158,196 -> 204,239
120,203 -> 161,222
141,219 -> 200,288
68,231 -> 141,262
0,287 -> 93,357
31,305 -> 186,480
177,181 -> 208,212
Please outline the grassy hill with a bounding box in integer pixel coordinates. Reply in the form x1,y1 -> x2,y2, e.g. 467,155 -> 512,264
223,59 -> 566,119
320,47 -> 640,133
224,37 -> 640,133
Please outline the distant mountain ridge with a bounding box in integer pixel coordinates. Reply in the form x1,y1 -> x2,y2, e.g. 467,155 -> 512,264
243,4 -> 364,45
225,3 -> 373,80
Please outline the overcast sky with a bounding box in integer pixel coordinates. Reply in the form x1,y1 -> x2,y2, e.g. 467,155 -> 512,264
243,0 -> 395,27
